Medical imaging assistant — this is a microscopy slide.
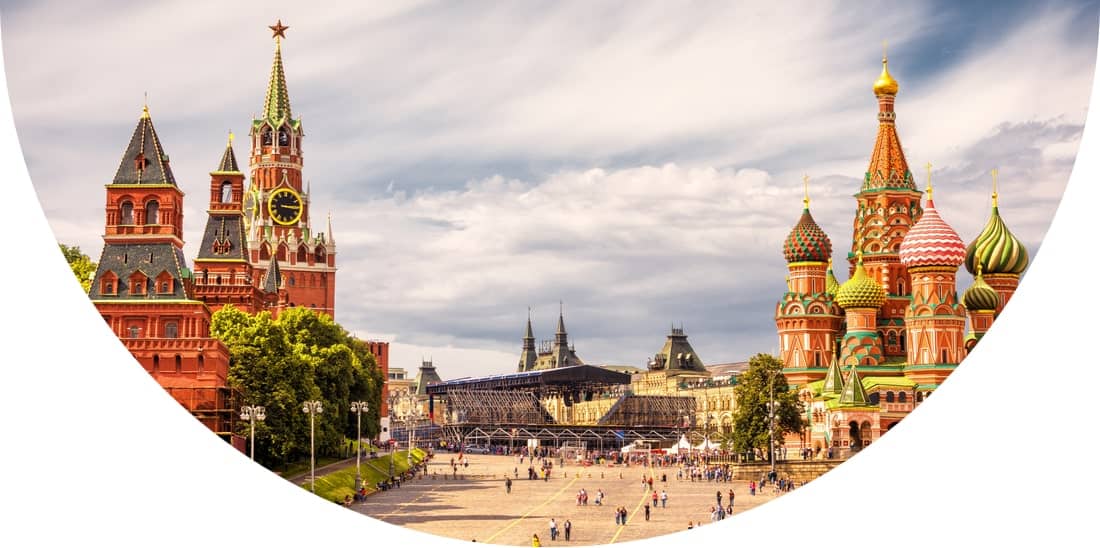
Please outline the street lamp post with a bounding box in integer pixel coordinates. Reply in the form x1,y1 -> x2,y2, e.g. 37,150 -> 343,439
350,401 -> 369,491
767,368 -> 784,480
240,405 -> 265,461
302,400 -> 323,493
408,407 -> 422,468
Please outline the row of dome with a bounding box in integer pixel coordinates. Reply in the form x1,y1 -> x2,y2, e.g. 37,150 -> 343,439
783,184 -> 1026,312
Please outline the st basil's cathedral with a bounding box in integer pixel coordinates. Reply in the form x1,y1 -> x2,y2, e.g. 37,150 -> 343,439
775,53 -> 1030,456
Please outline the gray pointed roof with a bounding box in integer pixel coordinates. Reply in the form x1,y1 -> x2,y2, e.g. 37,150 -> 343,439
414,360 -> 443,396
650,326 -> 706,372
215,140 -> 240,173
196,216 -> 248,261
263,255 -> 282,293
112,107 -> 176,186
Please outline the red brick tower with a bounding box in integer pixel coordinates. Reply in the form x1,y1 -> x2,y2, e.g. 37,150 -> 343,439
849,52 -> 923,360
89,105 -> 240,444
244,20 -> 337,318
193,134 -> 264,314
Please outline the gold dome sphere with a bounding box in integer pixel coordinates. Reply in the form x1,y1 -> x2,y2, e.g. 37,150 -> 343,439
873,57 -> 899,96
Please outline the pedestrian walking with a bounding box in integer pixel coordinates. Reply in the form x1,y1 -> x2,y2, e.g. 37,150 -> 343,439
564,520 -> 572,541
549,518 -> 558,541
532,534 -> 541,547
651,490 -> 658,507
716,490 -> 722,506
660,490 -> 668,508
644,503 -> 651,521
506,478 -> 512,493
620,507 -> 628,525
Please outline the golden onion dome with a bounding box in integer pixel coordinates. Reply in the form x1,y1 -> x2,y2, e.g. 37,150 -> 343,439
835,255 -> 886,310
873,56 -> 899,96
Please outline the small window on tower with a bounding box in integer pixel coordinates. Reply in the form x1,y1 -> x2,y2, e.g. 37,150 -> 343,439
145,200 -> 160,225
278,128 -> 289,146
165,322 -> 178,339
262,127 -> 273,146
221,182 -> 233,203
160,282 -> 169,293
128,326 -> 140,339
120,201 -> 134,225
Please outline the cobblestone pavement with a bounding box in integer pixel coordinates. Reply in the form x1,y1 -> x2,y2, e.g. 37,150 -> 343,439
351,454 -> 786,545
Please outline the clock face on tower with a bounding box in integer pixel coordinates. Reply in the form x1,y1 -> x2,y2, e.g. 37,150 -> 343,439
267,188 -> 303,225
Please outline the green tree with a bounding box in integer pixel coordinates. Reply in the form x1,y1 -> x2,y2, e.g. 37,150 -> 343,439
59,243 -> 96,292
210,304 -> 384,469
730,353 -> 804,459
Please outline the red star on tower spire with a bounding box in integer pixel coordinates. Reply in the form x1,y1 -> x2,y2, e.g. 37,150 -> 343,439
269,19 -> 289,39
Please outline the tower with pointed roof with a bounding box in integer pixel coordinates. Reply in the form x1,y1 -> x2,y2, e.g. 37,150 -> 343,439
193,133 -> 265,314
89,105 -> 239,444
899,167 -> 968,387
775,178 -> 844,384
527,305 -> 584,370
850,51 -> 924,360
518,309 -> 538,372
245,20 -> 337,318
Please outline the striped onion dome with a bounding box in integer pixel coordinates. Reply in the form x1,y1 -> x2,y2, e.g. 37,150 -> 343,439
825,259 -> 841,296
899,196 -> 966,268
963,266 -> 1001,311
783,208 -> 832,263
965,204 -> 1029,275
835,256 -> 886,309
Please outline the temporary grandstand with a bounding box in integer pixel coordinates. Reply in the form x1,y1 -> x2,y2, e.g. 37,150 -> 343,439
426,365 -> 695,450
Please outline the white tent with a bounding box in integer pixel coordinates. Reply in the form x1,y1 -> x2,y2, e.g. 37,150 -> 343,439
694,436 -> 720,451
667,434 -> 693,453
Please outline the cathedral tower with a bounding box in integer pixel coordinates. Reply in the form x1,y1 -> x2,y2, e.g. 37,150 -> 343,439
518,309 -> 538,372
245,20 -> 337,317
899,168 -> 968,387
850,52 -> 923,359
964,170 -> 1029,316
775,179 -> 843,384
836,253 -> 887,366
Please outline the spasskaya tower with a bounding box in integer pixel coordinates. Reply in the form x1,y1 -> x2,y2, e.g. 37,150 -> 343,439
243,20 -> 337,318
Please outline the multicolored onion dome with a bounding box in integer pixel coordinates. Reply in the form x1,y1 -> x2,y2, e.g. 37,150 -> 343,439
963,267 -> 1001,311
784,208 -> 832,263
965,206 -> 1029,276
835,257 -> 886,309
825,259 -> 840,296
873,56 -> 899,96
899,198 -> 966,268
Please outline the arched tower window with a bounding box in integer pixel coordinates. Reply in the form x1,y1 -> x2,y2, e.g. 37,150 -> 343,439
898,391 -> 907,403
261,127 -> 273,146
152,355 -> 159,372
899,333 -> 906,351
869,392 -> 880,404
197,354 -> 205,373
259,243 -> 271,261
220,182 -> 233,203
278,127 -> 289,146
165,322 -> 178,339
897,280 -> 905,294
297,246 -> 308,263
145,200 -> 160,225
885,392 -> 895,403
120,201 -> 134,225
174,355 -> 182,373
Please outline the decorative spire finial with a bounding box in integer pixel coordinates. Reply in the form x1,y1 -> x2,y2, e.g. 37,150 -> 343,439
269,19 -> 289,40
925,161 -> 933,201
976,263 -> 983,278
882,40 -> 888,62
991,168 -> 999,208
141,92 -> 149,119
228,130 -> 235,146
802,174 -> 810,209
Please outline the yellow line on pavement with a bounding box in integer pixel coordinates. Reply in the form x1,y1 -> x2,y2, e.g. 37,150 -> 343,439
483,477 -> 579,544
607,487 -> 653,544
371,484 -> 441,519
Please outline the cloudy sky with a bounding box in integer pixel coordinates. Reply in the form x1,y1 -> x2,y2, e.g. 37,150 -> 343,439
3,0 -> 1096,378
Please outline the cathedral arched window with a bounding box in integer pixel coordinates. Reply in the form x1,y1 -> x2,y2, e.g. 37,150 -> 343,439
278,128 -> 289,146
197,354 -> 204,373
898,391 -> 907,403
120,201 -> 134,225
144,200 -> 160,225
898,280 -> 905,294
174,355 -> 182,373
152,355 -> 159,372
261,127 -> 273,146
259,244 -> 271,261
941,349 -> 949,363
277,244 -> 288,262
315,248 -> 326,264
916,391 -> 924,402
869,392 -> 880,404
885,392 -> 895,403
899,333 -> 906,351
297,246 -> 308,263
221,182 -> 233,203
887,332 -> 898,347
